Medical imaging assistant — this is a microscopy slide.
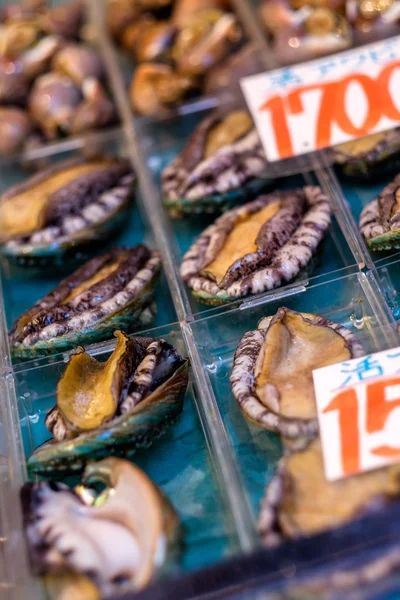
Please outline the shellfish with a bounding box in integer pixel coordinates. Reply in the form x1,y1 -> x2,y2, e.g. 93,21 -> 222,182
162,110 -> 269,217
333,129 -> 400,179
27,330 -> 189,474
230,308 -> 364,440
0,157 -> 134,265
10,246 -> 161,359
0,107 -> 33,156
259,439 -> 400,545
181,188 -> 331,304
21,457 -> 181,596
359,172 -> 400,250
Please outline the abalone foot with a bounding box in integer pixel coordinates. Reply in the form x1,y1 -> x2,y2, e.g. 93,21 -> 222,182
164,177 -> 273,219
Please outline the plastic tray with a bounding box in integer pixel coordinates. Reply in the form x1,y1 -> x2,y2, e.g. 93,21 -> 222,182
1,1 -> 400,599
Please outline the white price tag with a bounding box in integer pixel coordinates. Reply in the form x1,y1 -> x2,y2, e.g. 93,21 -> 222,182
240,36 -> 400,162
313,347 -> 400,482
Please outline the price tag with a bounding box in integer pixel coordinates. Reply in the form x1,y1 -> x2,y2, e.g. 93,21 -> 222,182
240,36 -> 400,162
313,348 -> 400,481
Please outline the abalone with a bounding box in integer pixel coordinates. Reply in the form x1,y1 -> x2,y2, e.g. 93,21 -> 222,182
334,129 -> 400,179
359,172 -> 400,250
22,457 -> 181,597
162,110 -> 269,217
27,330 -> 189,474
0,157 -> 134,265
230,308 -> 364,439
181,187 -> 331,304
10,246 -> 161,359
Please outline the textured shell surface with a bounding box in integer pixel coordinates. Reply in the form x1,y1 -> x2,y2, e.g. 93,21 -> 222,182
27,331 -> 189,475
162,110 -> 270,216
359,172 -> 400,250
230,307 -> 364,439
0,156 -> 135,265
10,245 -> 161,359
181,187 -> 332,304
21,457 -> 182,597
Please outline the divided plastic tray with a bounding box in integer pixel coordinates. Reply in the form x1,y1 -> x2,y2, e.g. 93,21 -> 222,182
1,1 -> 400,599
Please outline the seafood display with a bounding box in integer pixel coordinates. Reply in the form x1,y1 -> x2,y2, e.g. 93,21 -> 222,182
22,457 -> 182,597
259,0 -> 400,64
162,110 -> 269,217
333,129 -> 400,179
28,330 -> 189,475
108,0 -> 251,115
181,188 -> 331,304
0,156 -> 135,265
0,0 -> 115,156
10,246 -> 161,359
230,308 -> 364,439
359,172 -> 400,250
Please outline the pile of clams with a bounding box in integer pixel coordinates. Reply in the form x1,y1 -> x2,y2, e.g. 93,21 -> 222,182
22,457 -> 182,597
162,110 -> 269,217
108,0 -> 251,115
0,156 -> 135,266
28,330 -> 189,475
180,187 -> 331,304
231,307 -> 400,587
259,0 -> 400,65
359,171 -> 400,250
0,0 -> 115,156
10,245 -> 161,359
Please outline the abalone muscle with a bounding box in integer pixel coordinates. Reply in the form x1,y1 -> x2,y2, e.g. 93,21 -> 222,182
162,110 -> 269,217
27,330 -> 189,474
22,457 -> 181,597
359,172 -> 400,250
0,157 -> 134,265
230,308 -> 364,439
334,129 -> 400,179
10,246 -> 161,359
181,187 -> 331,305
259,439 -> 400,545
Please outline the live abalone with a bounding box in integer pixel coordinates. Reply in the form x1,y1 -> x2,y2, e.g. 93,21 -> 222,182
162,110 -> 269,217
359,172 -> 400,250
181,188 -> 331,304
27,330 -> 189,474
0,157 -> 135,265
230,308 -> 364,439
10,246 -> 161,359
22,457 -> 182,597
333,129 -> 400,179
259,439 -> 400,545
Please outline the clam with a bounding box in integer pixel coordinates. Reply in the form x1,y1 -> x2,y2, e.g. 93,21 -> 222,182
41,1 -> 84,39
162,110 -> 269,217
171,9 -> 242,77
27,331 -> 189,474
172,0 -> 231,27
129,62 -> 197,117
260,0 -> 351,63
333,129 -> 400,179
230,308 -> 364,440
0,56 -> 28,104
204,43 -> 265,96
259,439 -> 400,545
0,157 -> 135,265
10,246 -> 161,359
28,72 -> 82,138
21,457 -> 182,596
70,78 -> 116,135
52,43 -> 104,86
0,107 -> 33,156
121,19 -> 177,62
181,188 -> 331,304
359,172 -> 400,250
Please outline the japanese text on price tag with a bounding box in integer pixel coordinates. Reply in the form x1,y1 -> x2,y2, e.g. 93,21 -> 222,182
240,36 -> 400,162
313,347 -> 400,482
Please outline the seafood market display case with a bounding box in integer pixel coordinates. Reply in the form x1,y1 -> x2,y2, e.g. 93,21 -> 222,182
2,0 -> 400,599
